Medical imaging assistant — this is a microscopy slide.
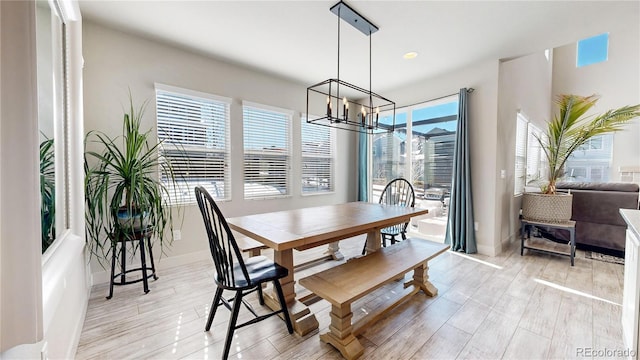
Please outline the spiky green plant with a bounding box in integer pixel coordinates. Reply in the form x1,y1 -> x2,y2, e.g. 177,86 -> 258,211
40,137 -> 55,252
538,94 -> 640,194
85,95 -> 181,267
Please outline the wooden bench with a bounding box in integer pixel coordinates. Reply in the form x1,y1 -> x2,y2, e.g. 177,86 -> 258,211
234,234 -> 268,256
299,238 -> 448,360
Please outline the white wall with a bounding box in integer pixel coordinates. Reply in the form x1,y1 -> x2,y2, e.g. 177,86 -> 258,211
497,51 -> 553,248
552,20 -> 640,179
1,2 -> 89,358
83,21 -> 356,279
380,59 -> 501,256
0,0 -> 44,354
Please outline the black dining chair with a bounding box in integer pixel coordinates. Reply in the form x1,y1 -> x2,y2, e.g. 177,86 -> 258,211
194,186 -> 293,360
362,178 -> 416,254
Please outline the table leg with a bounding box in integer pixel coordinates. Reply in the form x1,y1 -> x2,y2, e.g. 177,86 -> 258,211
363,229 -> 382,255
274,249 -> 295,302
325,241 -> 344,260
262,248 -> 319,336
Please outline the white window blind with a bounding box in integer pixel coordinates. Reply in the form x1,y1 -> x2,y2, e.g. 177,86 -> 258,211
580,135 -> 603,150
243,102 -> 291,199
515,113 -> 547,195
301,116 -> 335,194
527,122 -> 545,185
156,85 -> 231,204
514,113 -> 528,195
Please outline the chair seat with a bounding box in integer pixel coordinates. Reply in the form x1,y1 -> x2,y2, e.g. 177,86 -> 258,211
220,255 -> 288,289
381,225 -> 402,236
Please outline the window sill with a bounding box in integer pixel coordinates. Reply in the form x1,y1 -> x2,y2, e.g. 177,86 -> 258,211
301,191 -> 335,197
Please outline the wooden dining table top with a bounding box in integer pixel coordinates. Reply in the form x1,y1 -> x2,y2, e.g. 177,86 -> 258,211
227,201 -> 428,251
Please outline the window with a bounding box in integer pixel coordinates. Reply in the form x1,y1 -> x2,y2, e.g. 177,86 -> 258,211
156,84 -> 231,204
526,122 -> 545,185
564,134 -> 612,182
514,114 -> 528,195
579,136 -> 603,151
372,112 -> 407,200
410,100 -> 458,200
372,97 -> 458,201
577,33 -> 608,67
243,102 -> 291,199
370,95 -> 459,240
514,113 -> 545,195
567,167 -> 587,179
301,116 -> 335,194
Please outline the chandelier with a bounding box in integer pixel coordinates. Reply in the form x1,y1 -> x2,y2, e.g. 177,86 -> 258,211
306,1 -> 395,134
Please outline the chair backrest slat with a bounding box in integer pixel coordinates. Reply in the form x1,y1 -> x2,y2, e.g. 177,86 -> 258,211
379,178 -> 415,207
195,186 -> 250,288
379,178 -> 415,233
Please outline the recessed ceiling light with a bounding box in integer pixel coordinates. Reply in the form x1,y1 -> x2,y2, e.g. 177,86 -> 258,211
403,52 -> 418,60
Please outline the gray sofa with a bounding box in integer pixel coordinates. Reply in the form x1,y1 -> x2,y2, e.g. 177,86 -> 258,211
545,182 -> 640,256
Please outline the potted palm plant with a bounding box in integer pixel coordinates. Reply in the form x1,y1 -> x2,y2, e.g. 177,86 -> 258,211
85,95 -> 181,267
522,94 -> 640,223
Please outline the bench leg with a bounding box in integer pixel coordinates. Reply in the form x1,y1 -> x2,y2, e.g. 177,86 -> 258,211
320,303 -> 364,360
249,248 -> 261,257
325,241 -> 344,261
413,261 -> 438,296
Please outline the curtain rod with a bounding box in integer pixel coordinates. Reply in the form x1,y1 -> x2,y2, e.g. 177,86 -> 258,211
395,88 -> 474,111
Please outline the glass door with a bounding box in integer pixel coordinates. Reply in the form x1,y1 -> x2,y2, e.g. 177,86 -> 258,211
369,95 -> 459,241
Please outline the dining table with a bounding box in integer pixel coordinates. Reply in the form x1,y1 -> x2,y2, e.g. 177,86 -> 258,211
226,201 -> 429,336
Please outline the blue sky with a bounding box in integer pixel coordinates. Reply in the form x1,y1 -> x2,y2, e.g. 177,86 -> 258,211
378,101 -> 459,134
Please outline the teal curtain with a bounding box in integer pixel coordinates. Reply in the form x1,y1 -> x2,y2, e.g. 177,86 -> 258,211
358,131 -> 368,202
445,88 -> 477,253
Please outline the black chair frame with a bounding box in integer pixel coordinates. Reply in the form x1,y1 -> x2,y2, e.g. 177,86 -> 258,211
363,178 -> 416,254
195,186 -> 293,359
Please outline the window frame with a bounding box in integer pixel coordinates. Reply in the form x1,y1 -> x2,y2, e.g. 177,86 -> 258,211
514,112 -> 546,195
155,83 -> 232,205
301,114 -> 336,195
370,95 -> 459,202
514,113 -> 528,195
242,101 -> 293,200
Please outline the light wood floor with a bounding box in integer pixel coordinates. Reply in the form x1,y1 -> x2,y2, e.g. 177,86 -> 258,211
76,235 -> 626,360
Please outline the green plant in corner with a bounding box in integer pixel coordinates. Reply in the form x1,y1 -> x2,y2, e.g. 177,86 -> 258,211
84,95 -> 181,267
40,136 -> 55,252
538,94 -> 640,194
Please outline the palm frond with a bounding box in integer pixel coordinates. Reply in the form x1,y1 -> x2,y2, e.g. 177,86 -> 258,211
541,94 -> 640,194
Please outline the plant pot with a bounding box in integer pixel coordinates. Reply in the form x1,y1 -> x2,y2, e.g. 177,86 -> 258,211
116,207 -> 149,232
522,192 -> 573,223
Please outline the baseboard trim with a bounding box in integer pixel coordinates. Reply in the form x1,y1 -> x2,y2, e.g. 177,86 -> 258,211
65,286 -> 90,359
476,244 -> 498,256
501,232 -> 517,250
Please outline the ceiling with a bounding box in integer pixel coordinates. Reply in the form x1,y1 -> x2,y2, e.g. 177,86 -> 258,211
78,1 -> 639,94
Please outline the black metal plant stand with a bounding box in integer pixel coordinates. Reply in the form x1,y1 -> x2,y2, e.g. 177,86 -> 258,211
520,218 -> 576,266
106,226 -> 158,299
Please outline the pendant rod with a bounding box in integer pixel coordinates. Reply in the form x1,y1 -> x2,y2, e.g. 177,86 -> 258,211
369,29 -> 373,128
336,4 -> 340,102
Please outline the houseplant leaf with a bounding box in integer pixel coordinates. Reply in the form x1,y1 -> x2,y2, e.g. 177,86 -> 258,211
85,93 -> 182,267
